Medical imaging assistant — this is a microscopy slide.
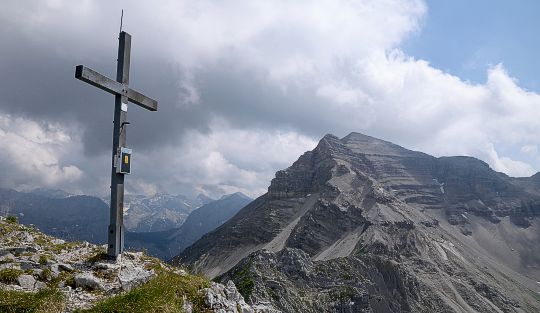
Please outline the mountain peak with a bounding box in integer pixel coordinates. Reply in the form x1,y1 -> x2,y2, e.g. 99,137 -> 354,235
178,132 -> 540,311
220,192 -> 251,201
341,132 -> 420,157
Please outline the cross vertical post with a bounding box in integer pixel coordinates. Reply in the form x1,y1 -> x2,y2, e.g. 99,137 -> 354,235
75,31 -> 158,260
108,32 -> 131,259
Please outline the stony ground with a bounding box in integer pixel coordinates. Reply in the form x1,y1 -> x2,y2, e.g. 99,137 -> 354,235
0,215 -> 279,312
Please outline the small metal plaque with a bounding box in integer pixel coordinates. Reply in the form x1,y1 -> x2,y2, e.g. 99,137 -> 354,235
121,102 -> 128,112
116,147 -> 132,174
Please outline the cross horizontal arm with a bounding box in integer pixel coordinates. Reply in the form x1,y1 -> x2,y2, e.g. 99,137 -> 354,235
126,88 -> 157,111
75,65 -> 158,111
76,65 -> 125,96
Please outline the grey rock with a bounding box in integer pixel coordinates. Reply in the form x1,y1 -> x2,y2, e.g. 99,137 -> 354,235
0,252 -> 15,262
0,263 -> 20,270
182,299 -> 193,313
17,274 -> 36,289
34,281 -> 47,290
205,281 -> 252,312
19,261 -> 36,270
51,238 -> 65,245
74,273 -> 104,291
117,264 -> 153,291
50,264 -> 61,278
16,231 -> 34,243
94,262 -> 116,270
59,263 -> 74,272
28,254 -> 40,263
203,280 -> 279,313
7,246 -> 37,255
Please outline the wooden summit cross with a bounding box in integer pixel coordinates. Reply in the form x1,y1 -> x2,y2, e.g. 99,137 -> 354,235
75,31 -> 158,259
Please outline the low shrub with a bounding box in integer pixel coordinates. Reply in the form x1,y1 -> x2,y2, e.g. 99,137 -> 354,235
0,268 -> 23,284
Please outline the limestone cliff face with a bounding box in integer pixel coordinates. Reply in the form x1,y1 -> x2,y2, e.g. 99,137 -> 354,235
177,133 -> 540,312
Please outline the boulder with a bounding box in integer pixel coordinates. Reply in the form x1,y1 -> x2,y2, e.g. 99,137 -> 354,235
205,281 -> 252,312
17,274 -> 36,289
59,263 -> 74,272
51,239 -> 65,245
74,273 -> 104,291
118,264 -> 153,291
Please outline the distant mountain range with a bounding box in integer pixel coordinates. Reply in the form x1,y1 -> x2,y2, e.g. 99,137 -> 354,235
126,192 -> 252,260
177,132 -> 540,312
0,188 -> 252,261
0,188 -> 108,243
121,193 -> 214,232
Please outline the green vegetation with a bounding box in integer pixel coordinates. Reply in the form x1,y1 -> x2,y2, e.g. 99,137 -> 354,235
40,267 -> 52,281
51,241 -> 79,254
0,268 -> 23,284
86,248 -> 108,263
230,262 -> 255,301
6,215 -> 18,224
77,270 -> 211,313
267,287 -> 279,301
33,235 -> 49,247
0,288 -> 65,313
38,255 -> 48,265
60,272 -> 76,289
329,286 -> 356,302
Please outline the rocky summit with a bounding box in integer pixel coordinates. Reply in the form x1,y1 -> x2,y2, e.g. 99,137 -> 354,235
0,216 -> 278,312
178,132 -> 540,312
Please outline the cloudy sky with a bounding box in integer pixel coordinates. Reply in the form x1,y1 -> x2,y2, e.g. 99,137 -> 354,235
1,0 -> 539,199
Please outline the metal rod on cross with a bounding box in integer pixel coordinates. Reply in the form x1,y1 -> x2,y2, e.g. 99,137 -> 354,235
75,31 -> 158,260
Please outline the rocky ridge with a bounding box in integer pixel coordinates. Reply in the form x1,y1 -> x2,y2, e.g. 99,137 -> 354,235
0,216 -> 278,312
179,133 -> 540,312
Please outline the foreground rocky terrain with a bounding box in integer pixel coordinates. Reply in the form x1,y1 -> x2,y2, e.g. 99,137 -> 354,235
179,132 -> 540,312
0,216 -> 278,312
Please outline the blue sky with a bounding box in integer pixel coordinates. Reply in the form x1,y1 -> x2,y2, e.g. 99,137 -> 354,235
404,0 -> 540,92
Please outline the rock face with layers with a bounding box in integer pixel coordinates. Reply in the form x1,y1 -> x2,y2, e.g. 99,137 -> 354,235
178,132 -> 540,312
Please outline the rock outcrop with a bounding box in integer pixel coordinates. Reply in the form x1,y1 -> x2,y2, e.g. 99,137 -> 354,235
0,216 -> 278,312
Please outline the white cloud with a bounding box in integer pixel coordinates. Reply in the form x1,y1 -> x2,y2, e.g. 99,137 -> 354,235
0,113 -> 83,189
132,121 -> 317,198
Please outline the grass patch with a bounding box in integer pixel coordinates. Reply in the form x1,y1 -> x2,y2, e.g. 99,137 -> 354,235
0,268 -> 23,284
40,267 -> 52,281
86,248 -> 108,263
77,270 -> 211,313
38,255 -> 48,265
6,215 -> 18,224
51,242 -> 79,254
0,288 -> 65,313
230,262 -> 255,301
